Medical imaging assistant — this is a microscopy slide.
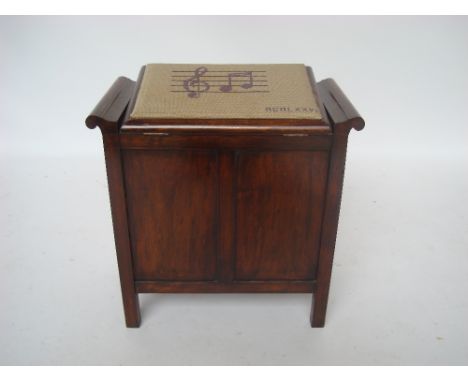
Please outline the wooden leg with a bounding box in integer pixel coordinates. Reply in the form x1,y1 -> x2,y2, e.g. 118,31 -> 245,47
85,77 -> 141,328
311,78 -> 365,328
122,291 -> 141,328
102,133 -> 141,328
310,288 -> 329,328
310,130 -> 350,328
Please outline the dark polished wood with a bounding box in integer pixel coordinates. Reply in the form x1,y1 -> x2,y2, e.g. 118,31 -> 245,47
86,77 -> 141,327
135,280 -> 316,293
316,78 -> 365,130
86,70 -> 364,328
123,149 -> 218,281
85,76 -> 136,134
119,133 -> 332,150
235,150 -> 328,281
310,78 -> 365,327
217,151 -> 236,282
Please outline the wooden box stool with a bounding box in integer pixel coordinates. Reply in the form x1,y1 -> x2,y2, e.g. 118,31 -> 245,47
85,64 -> 365,327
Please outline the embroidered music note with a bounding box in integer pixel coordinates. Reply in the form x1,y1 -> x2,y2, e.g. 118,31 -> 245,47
183,66 -> 210,98
219,71 -> 254,93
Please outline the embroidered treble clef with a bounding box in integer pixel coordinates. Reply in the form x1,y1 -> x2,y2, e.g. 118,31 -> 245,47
183,66 -> 210,98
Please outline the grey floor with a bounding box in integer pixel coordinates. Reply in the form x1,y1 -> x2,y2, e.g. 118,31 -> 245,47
1,16 -> 468,365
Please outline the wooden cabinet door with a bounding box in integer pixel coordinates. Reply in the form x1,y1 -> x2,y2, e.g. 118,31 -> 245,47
123,150 -> 218,281
235,150 -> 328,281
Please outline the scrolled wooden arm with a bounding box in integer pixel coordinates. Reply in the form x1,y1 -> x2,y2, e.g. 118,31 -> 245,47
85,76 -> 135,134
317,78 -> 365,133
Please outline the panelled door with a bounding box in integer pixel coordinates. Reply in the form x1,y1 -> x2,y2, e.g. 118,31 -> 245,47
123,147 -> 328,283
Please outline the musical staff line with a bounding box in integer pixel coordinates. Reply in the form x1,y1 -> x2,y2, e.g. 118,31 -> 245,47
171,75 -> 267,78
174,66 -> 269,98
170,90 -> 270,94
171,82 -> 269,87
171,70 -> 267,73
172,79 -> 268,83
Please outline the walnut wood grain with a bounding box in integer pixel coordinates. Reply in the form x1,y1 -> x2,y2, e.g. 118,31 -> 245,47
119,134 -> 332,150
310,79 -> 365,327
121,124 -> 331,135
85,76 -> 135,134
123,150 -> 218,281
86,77 -> 141,327
101,134 -> 141,327
235,150 -> 328,281
217,151 -> 236,282
135,280 -> 316,293
317,78 -> 365,132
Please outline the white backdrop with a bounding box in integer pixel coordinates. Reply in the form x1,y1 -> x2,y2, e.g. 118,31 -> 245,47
1,16 -> 467,365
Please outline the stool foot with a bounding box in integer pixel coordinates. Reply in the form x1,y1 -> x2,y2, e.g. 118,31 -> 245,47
310,291 -> 328,328
123,293 -> 141,328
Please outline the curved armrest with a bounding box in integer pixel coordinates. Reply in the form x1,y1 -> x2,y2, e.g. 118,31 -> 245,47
85,76 -> 135,134
317,78 -> 365,133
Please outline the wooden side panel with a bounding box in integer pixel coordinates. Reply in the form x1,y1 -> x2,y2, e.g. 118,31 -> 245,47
235,150 -> 328,281
123,150 -> 218,281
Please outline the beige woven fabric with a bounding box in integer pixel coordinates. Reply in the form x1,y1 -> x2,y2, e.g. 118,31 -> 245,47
129,64 -> 322,121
